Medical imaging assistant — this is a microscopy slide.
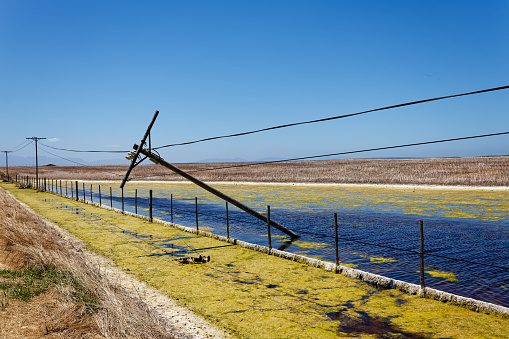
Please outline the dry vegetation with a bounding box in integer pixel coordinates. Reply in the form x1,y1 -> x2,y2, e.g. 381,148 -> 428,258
6,156 -> 509,186
0,186 -> 174,338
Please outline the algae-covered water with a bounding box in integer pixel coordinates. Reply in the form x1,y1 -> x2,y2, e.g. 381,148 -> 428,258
65,181 -> 509,308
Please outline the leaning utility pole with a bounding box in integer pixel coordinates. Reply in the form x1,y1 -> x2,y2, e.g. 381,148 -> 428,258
1,151 -> 12,181
26,137 -> 46,189
121,111 -> 300,239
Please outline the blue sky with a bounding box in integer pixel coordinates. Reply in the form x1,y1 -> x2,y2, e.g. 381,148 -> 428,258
1,1 -> 508,166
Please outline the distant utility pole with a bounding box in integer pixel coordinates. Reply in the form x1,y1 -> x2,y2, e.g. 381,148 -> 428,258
1,150 -> 12,180
26,137 -> 46,188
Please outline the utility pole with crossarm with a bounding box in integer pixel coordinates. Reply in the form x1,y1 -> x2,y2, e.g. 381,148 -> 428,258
26,137 -> 46,189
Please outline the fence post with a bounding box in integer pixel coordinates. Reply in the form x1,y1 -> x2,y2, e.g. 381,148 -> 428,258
170,194 -> 173,223
75,181 -> 79,201
110,187 -> 113,208
226,201 -> 230,239
44,178 -> 46,192
149,190 -> 153,222
267,205 -> 272,250
99,185 -> 102,205
135,189 -> 138,215
419,220 -> 425,296
90,184 -> 93,203
195,197 -> 199,232
82,183 -> 85,201
335,213 -> 339,270
121,187 -> 124,213
60,180 -> 62,195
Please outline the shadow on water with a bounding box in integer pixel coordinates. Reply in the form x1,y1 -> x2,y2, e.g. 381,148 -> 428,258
277,240 -> 294,251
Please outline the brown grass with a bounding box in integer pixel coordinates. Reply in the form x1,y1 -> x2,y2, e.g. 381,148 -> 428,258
0,186 -> 174,338
5,156 -> 509,186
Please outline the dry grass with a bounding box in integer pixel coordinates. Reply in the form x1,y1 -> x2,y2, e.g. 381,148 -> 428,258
6,156 -> 509,186
0,186 -> 174,338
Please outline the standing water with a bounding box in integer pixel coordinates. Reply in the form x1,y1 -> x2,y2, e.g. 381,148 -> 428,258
82,182 -> 509,308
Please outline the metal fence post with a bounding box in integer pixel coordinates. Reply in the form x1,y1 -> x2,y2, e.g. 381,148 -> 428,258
195,197 -> 199,232
110,187 -> 113,208
267,205 -> 272,250
82,183 -> 85,201
149,189 -> 153,222
420,220 -> 426,295
335,213 -> 339,269
135,189 -> 138,215
75,181 -> 79,201
98,185 -> 102,205
226,201 -> 230,239
170,194 -> 173,223
90,184 -> 93,203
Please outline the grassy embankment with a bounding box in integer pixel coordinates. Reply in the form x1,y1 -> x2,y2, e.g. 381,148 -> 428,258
2,182 -> 508,338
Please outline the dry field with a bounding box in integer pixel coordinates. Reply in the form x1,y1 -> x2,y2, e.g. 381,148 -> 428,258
6,156 -> 509,186
0,186 -> 174,338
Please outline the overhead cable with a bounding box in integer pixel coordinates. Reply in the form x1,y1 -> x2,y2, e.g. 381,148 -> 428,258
38,147 -> 89,166
38,147 -> 126,178
9,140 -> 33,153
153,85 -> 509,150
131,130 -> 509,180
39,143 -> 129,153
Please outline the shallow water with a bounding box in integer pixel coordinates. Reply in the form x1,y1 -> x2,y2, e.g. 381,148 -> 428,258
58,181 -> 509,308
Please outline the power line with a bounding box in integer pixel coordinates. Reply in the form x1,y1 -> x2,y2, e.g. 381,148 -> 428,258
11,140 -> 34,153
39,143 -> 129,153
6,140 -> 32,152
131,130 -> 509,180
38,145 -> 125,177
38,147 -> 89,166
153,85 -> 509,150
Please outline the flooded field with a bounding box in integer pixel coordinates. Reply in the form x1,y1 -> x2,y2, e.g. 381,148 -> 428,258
60,181 -> 509,308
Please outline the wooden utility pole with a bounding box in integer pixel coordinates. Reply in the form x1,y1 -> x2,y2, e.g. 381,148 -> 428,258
134,144 -> 300,239
120,110 -> 300,239
1,151 -> 12,180
26,137 -> 46,188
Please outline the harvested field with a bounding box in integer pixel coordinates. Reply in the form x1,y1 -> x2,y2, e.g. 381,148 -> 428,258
6,156 -> 509,186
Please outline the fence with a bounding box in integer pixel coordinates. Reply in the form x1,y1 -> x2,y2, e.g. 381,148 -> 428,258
8,174 -> 509,309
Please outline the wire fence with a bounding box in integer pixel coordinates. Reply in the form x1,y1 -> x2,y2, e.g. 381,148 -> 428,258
7,174 -> 508,308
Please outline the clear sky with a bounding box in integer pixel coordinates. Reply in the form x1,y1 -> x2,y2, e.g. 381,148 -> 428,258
1,1 -> 508,166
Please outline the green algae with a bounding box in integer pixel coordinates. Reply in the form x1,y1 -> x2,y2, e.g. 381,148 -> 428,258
86,181 -> 509,223
3,182 -> 509,339
418,266 -> 459,282
369,257 -> 397,264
